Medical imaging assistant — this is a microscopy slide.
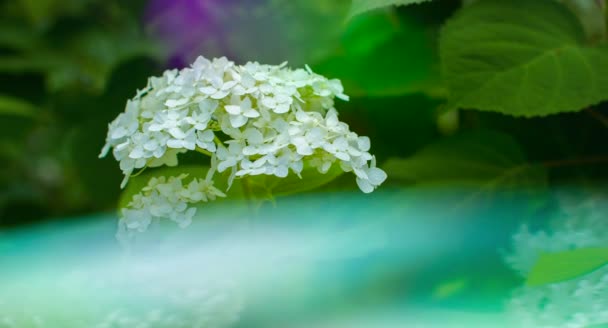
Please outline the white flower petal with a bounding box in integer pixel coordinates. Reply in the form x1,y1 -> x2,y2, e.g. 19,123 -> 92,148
367,167 -> 387,185
274,166 -> 288,178
357,136 -> 371,152
244,129 -> 264,144
165,98 -> 189,108
224,105 -> 241,115
168,127 -> 187,139
229,115 -> 248,128
167,139 -> 184,148
356,177 -> 374,193
244,109 -> 260,118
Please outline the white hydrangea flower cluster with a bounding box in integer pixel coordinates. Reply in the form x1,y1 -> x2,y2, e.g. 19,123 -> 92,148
505,194 -> 608,328
99,56 -> 386,193
117,173 -> 225,242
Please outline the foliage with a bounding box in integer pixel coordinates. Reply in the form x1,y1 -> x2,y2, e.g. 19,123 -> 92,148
440,0 -> 608,117
348,0 -> 433,18
0,95 -> 39,118
118,163 -> 344,215
0,0 -> 161,225
0,2 -> 160,94
383,131 -> 547,206
0,0 -> 607,299
384,131 -> 541,186
314,11 -> 442,98
527,248 -> 608,286
247,164 -> 345,199
0,0 -> 604,205
0,0 -> 607,326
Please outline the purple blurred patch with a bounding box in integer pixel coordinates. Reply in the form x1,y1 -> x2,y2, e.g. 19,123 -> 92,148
144,0 -> 230,68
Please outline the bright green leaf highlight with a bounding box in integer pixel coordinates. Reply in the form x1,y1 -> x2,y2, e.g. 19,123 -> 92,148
314,12 -> 442,98
348,0 -> 432,18
440,0 -> 608,117
527,247 -> 608,286
432,278 -> 468,299
0,95 -> 37,118
341,12 -> 398,57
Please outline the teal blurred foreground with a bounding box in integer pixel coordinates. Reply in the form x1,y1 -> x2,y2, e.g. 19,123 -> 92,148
1,188 -> 555,328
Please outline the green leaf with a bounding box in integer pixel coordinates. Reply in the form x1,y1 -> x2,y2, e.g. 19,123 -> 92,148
383,131 -> 546,203
527,248 -> 608,286
117,163 -> 342,214
0,95 -> 38,118
432,278 -> 468,299
0,24 -> 162,94
314,12 -> 443,98
440,0 -> 608,117
341,12 -> 399,57
44,29 -> 161,93
0,56 -> 51,73
17,0 -> 94,29
248,163 -> 345,198
0,23 -> 40,51
348,0 -> 433,18
385,131 -> 535,182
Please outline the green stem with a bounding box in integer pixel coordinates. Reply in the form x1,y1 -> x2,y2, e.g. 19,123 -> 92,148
587,108 -> 608,129
195,147 -> 213,157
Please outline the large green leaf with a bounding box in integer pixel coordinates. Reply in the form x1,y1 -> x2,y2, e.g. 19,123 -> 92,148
440,0 -> 608,117
527,248 -> 608,286
383,131 -> 546,203
348,0 -> 433,18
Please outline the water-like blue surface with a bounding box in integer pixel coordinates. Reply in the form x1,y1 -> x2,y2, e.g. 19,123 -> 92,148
0,189 -> 572,327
